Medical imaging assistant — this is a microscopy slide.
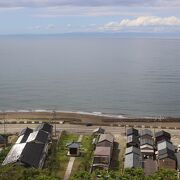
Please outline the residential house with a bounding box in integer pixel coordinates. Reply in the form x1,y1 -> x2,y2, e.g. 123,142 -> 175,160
124,146 -> 142,168
92,133 -> 114,171
157,140 -> 176,169
127,128 -> 139,137
92,146 -> 111,171
140,138 -> 154,158
2,123 -> 52,169
2,142 -> 48,168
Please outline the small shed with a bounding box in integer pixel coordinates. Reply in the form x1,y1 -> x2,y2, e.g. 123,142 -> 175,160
66,142 -> 81,156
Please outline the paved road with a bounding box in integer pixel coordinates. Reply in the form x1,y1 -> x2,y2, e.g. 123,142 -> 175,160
1,123 -> 180,136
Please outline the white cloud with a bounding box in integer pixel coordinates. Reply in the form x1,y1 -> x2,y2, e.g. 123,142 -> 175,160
101,16 -> 180,31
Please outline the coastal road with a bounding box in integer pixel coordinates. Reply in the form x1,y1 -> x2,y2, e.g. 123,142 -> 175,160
1,123 -> 180,136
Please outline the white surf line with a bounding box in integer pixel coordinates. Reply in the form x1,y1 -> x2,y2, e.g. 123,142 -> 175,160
64,135 -> 83,180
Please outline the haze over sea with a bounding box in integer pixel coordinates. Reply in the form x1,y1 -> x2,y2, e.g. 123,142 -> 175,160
0,35 -> 180,118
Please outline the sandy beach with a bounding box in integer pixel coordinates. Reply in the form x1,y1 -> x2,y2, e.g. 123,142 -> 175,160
0,111 -> 180,129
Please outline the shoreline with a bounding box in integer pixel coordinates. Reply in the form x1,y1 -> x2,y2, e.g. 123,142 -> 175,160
0,110 -> 180,123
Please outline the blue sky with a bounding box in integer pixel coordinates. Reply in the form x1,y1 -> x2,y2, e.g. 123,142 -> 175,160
0,0 -> 180,34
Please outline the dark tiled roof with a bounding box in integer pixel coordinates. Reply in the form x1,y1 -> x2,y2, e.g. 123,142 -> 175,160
27,130 -> 49,144
124,152 -> 142,168
35,123 -> 53,134
127,128 -> 139,136
155,130 -> 171,139
21,142 -> 47,168
19,127 -> 33,137
127,135 -> 139,144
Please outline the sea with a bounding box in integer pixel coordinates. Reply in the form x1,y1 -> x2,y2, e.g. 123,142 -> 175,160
0,35 -> 180,118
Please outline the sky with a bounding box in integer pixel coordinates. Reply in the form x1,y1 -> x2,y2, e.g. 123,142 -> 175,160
0,0 -> 180,35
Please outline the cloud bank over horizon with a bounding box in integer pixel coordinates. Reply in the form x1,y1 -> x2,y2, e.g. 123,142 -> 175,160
0,0 -> 180,34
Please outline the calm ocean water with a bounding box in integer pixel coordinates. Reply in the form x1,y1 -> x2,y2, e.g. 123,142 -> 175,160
0,35 -> 180,117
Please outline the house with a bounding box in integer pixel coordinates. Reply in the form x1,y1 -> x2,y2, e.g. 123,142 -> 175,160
157,140 -> 176,169
92,146 -> 112,171
2,142 -> 48,168
124,146 -> 142,168
155,130 -> 171,145
140,138 -> 154,158
127,128 -> 139,137
97,134 -> 114,148
2,123 -> 52,169
66,142 -> 81,156
26,130 -> 49,144
0,135 -> 6,147
93,127 -> 105,135
35,122 -> 53,134
16,127 -> 33,144
91,133 -> 114,171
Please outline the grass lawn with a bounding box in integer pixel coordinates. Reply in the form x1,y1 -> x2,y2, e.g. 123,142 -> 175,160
57,131 -> 79,179
70,135 -> 93,177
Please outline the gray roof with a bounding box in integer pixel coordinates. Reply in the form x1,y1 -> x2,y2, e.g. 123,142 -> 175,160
140,129 -> 153,137
157,141 -> 174,152
155,130 -> 171,139
140,138 -> 154,146
124,153 -> 142,168
26,130 -> 49,144
127,128 -> 139,136
35,123 -> 53,134
98,134 -> 114,143
66,142 -> 80,148
125,146 -> 141,155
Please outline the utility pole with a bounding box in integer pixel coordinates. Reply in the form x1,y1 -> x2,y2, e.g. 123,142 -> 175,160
3,112 -> 6,135
53,110 -> 57,137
